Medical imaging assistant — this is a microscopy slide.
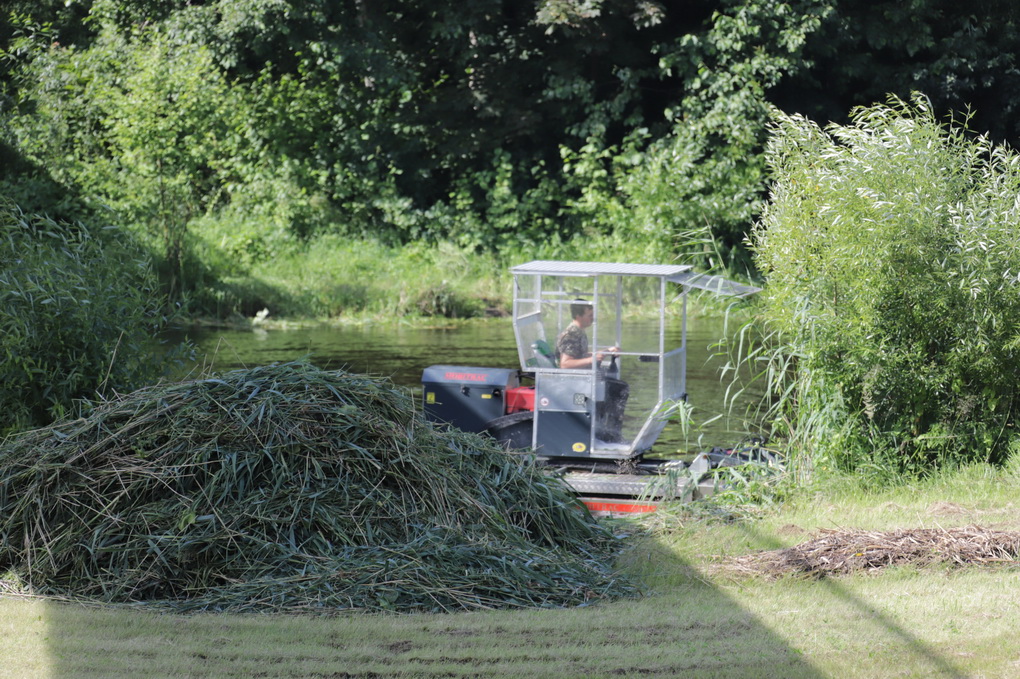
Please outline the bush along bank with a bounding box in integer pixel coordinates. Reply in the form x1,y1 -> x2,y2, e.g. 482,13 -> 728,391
751,94 -> 1020,477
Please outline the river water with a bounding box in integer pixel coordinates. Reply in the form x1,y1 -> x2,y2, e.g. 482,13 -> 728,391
171,315 -> 763,456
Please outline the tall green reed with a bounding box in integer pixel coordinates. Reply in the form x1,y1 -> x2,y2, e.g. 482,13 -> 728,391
747,94 -> 1020,480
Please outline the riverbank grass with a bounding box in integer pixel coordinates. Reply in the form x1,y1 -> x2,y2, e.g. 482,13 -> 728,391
188,232 -> 752,324
3,463 -> 1019,678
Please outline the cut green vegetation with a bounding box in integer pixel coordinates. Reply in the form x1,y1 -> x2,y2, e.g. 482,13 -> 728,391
0,361 -> 632,614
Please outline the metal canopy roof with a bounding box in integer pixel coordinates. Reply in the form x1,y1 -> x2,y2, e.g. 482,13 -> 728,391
669,272 -> 762,299
511,260 -> 692,277
511,260 -> 761,298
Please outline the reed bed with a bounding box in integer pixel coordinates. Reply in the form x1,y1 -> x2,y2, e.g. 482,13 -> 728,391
0,362 -> 633,613
724,526 -> 1020,578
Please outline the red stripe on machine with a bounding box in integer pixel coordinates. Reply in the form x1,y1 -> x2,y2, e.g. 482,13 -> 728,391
582,500 -> 659,514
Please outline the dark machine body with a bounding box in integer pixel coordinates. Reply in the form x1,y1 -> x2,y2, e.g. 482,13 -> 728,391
421,261 -> 763,512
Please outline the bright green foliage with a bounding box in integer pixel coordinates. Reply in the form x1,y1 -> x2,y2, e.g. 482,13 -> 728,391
3,0 -> 759,277
189,236 -> 503,320
1,19 -> 315,300
753,94 -> 1020,474
0,201 -> 183,434
558,0 -> 831,269
647,0 -> 830,268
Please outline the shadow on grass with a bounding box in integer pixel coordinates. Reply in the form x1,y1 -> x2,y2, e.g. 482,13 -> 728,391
29,538 -> 829,679
726,520 -> 970,679
600,536 -> 829,678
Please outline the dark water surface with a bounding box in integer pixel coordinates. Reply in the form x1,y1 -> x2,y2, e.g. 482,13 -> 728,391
170,316 -> 763,455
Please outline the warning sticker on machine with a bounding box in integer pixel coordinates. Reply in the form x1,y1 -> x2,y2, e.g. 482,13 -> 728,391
444,371 -> 489,382
426,392 -> 436,404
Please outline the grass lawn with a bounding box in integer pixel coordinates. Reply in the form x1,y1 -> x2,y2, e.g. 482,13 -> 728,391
3,463 -> 1019,678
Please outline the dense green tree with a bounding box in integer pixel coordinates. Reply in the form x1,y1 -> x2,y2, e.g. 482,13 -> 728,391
593,0 -> 831,268
4,0 -> 703,254
777,1 -> 1020,144
3,0 -> 1020,302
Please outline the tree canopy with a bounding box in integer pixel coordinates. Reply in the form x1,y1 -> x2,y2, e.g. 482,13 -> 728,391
4,0 -> 1015,283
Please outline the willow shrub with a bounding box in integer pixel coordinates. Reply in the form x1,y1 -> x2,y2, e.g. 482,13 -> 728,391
752,95 -> 1020,476
0,202 -> 185,434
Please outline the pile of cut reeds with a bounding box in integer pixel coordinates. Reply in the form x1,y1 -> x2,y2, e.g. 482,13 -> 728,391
725,526 -> 1020,578
0,362 -> 633,613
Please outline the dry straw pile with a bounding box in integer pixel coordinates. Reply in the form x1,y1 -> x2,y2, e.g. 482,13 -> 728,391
0,362 -> 633,613
727,526 -> 1020,578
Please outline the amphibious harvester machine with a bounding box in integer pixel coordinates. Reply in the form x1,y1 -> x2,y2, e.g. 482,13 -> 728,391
421,260 -> 760,513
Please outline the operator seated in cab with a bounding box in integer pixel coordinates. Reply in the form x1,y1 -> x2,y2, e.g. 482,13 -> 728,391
556,300 -> 630,444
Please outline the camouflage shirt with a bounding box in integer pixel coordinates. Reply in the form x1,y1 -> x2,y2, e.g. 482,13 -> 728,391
556,322 -> 589,361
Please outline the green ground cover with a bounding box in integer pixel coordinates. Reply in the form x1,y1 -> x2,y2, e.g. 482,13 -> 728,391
2,463 -> 1018,678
